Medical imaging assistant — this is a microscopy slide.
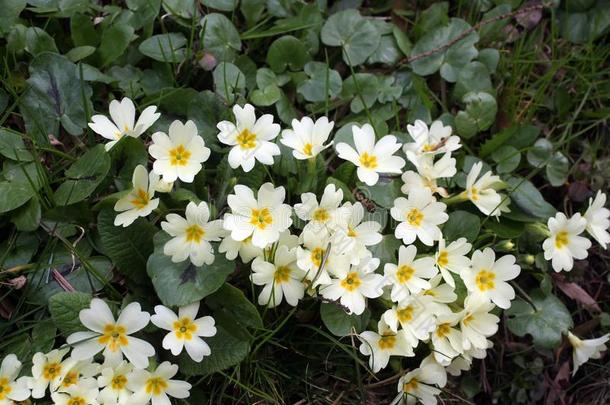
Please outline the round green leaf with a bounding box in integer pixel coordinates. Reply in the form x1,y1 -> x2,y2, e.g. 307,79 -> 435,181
321,302 -> 371,337
546,152 -> 569,187
266,35 -> 310,73
321,9 -> 381,66
492,145 -> 521,174
200,13 -> 241,61
49,292 -> 92,336
442,210 -> 480,242
297,61 -> 342,102
526,138 -> 553,167
138,33 -> 187,63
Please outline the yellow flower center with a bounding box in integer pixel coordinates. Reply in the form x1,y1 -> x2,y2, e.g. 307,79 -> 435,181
0,377 -> 12,400
555,231 -> 569,249
437,251 -> 448,267
422,143 -> 436,152
173,317 -> 197,340
403,378 -> 419,393
115,124 -> 131,139
377,334 -> 396,349
274,266 -> 291,283
145,377 -> 168,396
236,129 -> 257,149
423,289 -> 435,297
312,208 -> 330,222
43,362 -> 62,380
462,313 -> 474,327
185,224 -> 205,243
396,265 -> 415,284
347,226 -> 357,237
359,152 -> 378,169
169,144 -> 191,166
340,272 -> 362,292
406,208 -> 424,227
249,208 -> 273,230
111,374 -> 128,390
436,323 -> 451,338
67,397 -> 86,405
61,371 -> 79,388
396,306 -> 414,323
98,324 -> 129,352
475,270 -> 496,291
302,143 -> 313,156
130,188 -> 150,210
470,186 -> 479,201
310,247 -> 325,268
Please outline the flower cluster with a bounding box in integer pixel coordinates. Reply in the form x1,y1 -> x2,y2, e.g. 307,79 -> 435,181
7,98 -> 606,405
1,298 -> 216,404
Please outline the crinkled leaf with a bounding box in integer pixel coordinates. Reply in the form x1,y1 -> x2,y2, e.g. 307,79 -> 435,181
48,291 -> 91,336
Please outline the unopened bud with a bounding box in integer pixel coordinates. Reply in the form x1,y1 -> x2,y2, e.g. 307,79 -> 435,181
198,52 -> 217,71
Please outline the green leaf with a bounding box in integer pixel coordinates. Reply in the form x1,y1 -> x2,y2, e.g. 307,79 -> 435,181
410,18 -> 478,78
297,61 -> 342,102
0,0 -> 26,36
66,45 -> 96,62
392,25 -> 412,56
187,90 -> 231,148
454,92 -> 497,138
0,129 -> 33,161
200,13 -> 241,61
138,33 -> 187,63
506,290 -> 573,349
483,218 -> 525,239
492,145 -> 521,174
11,197 -> 41,231
99,24 -> 134,66
342,73 -> 378,114
250,85 -> 281,106
201,0 -> 237,11
321,9 -> 381,66
452,62 -> 492,100
369,234 -> 401,266
98,208 -> 156,282
506,176 -> 556,219
526,138 -> 552,167
162,0 -> 196,18
212,62 -> 246,103
20,53 -> 93,144
0,163 -> 43,213
357,180 -> 401,209
546,152 -> 569,187
25,27 -> 58,55
443,210 -> 480,243
266,35 -> 310,73
205,283 -> 263,330
48,291 -> 91,336
54,145 -> 110,205
321,302 -> 371,337
147,232 -> 234,306
477,48 -> 499,72
367,35 -> 401,65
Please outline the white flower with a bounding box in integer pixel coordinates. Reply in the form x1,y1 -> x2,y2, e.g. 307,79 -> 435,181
294,184 -> 350,233
56,358 -> 100,391
434,237 -> 472,287
97,360 -> 134,405
419,275 -> 457,307
381,297 -> 436,342
335,202 -> 382,264
359,320 -> 415,373
296,229 -> 350,287
251,245 -> 306,307
150,302 -> 216,362
0,354 -> 30,403
567,332 -> 609,376
217,104 -> 280,172
401,152 -> 457,197
542,213 -> 591,272
335,124 -> 405,186
464,162 -> 506,217
280,116 -> 334,159
391,188 -> 448,246
128,362 -> 191,405
460,248 -> 520,309
403,119 -> 461,163
149,120 -> 210,183
51,378 -> 99,405
29,348 -> 71,398
384,245 -> 437,302
320,257 -> 384,315
161,201 -> 224,266
459,296 -> 499,351
223,183 -> 293,249
218,234 -> 262,262
391,356 -> 445,405
89,97 -> 160,151
66,299 -> 154,369
430,312 -> 463,366
114,165 -> 160,227
583,191 -> 610,249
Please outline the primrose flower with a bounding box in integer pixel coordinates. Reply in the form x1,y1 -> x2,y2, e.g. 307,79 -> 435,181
223,183 -> 292,248
50,378 -> 99,405
89,97 -> 160,151
0,354 -> 30,403
149,120 -> 210,183
391,188 -> 448,246
401,152 -> 457,197
251,245 -> 306,307
335,124 -> 405,186
567,331 -> 609,375
460,248 -> 520,309
434,237 -> 472,288
403,119 -> 461,162
151,302 -> 216,362
161,201 -> 224,266
459,296 -> 499,351
29,348 -> 71,398
391,356 -> 446,405
464,162 -> 507,217
294,183 -> 350,233
296,229 -> 350,287
583,191 -> 610,249
384,245 -> 438,302
128,362 -> 191,405
217,104 -> 280,172
114,165 -> 160,227
66,299 -> 154,369
97,360 -> 134,405
359,320 -> 415,373
280,116 -> 334,159
430,312 -> 463,366
381,297 -> 436,342
542,213 -> 591,272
